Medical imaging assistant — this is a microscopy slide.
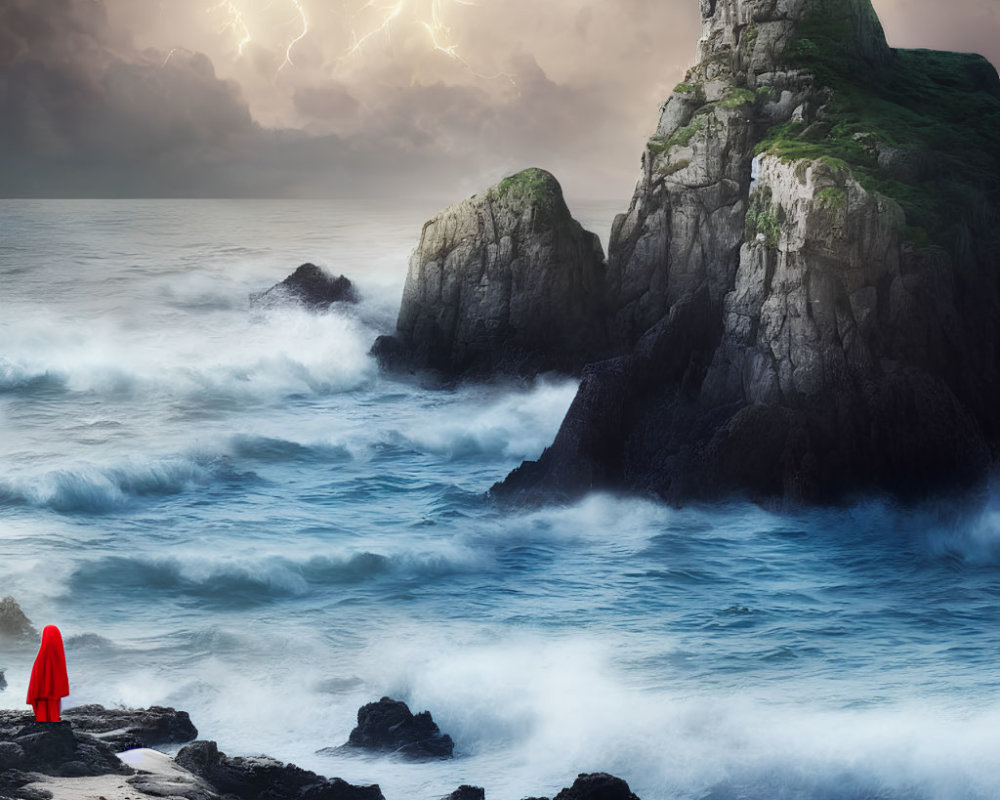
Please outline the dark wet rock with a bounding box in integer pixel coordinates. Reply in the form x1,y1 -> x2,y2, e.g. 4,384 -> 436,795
373,168 -> 610,379
127,771 -> 221,800
0,598 -> 37,640
0,771 -> 53,800
553,773 -> 640,800
176,740 -> 384,800
251,264 -> 358,311
0,714 -> 132,784
0,671 -> 6,693
342,697 -> 454,760
444,786 -> 484,800
61,704 -> 198,750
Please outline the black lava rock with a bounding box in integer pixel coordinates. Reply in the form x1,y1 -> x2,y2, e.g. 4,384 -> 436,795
0,712 -> 132,789
61,704 -> 198,750
444,786 -> 485,800
177,740 -> 384,800
553,773 -> 640,800
344,697 -> 454,760
251,264 -> 357,311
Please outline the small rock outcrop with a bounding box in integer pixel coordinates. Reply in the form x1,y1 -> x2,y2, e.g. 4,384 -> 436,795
497,0 -> 1000,505
372,168 -> 609,378
0,597 -> 37,640
61,704 -> 198,750
553,773 -> 641,800
521,773 -> 641,800
340,697 -> 454,760
176,740 -> 384,800
251,264 -> 357,311
0,713 -> 132,794
444,786 -> 485,800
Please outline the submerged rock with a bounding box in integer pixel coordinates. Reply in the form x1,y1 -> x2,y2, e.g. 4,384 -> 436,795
497,0 -> 1000,505
251,264 -> 357,311
0,597 -> 37,640
61,704 -> 198,750
372,168 -> 610,379
176,740 -> 384,800
340,696 -> 454,760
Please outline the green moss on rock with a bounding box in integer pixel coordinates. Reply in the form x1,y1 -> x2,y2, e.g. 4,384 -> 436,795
816,186 -> 847,212
745,186 -> 782,249
761,3 -> 1000,251
721,88 -> 757,109
491,168 -> 568,217
660,158 -> 693,177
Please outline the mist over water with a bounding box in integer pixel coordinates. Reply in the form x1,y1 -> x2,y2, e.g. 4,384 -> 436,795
2,200 -> 1000,800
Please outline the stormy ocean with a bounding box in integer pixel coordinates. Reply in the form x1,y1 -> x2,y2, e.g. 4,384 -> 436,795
2,199 -> 1000,800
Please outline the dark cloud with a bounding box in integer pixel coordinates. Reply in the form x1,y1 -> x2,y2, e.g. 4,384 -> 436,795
292,82 -> 360,124
0,0 -> 997,200
0,0 -> 261,195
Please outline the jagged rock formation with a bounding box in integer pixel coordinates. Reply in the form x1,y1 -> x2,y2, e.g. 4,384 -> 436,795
372,168 -> 609,378
251,264 -> 357,311
61,705 -> 198,750
498,0 -> 1000,504
176,740 -> 384,800
335,697 -> 454,760
0,712 -> 133,798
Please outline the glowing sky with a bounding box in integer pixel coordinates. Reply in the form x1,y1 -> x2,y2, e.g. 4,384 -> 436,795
1,0 -> 997,199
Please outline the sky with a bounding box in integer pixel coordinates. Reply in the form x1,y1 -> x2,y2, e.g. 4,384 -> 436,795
0,0 -> 998,202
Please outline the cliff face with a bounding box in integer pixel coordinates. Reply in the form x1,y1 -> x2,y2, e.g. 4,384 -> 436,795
609,0 -> 890,345
373,168 -> 609,378
498,0 -> 1000,504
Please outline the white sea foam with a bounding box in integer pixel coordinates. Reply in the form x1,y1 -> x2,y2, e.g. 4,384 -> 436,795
0,304 -> 376,404
390,378 -> 579,461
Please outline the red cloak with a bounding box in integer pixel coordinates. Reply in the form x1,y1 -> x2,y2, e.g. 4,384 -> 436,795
26,625 -> 70,706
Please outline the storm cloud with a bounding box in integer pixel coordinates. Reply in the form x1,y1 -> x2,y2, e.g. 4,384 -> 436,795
0,0 -> 996,200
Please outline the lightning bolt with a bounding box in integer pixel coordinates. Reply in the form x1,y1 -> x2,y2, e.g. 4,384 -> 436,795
418,0 -> 515,84
278,0 -> 310,72
346,1 -> 405,58
209,0 -> 253,57
198,0 -> 511,86
341,0 -> 514,85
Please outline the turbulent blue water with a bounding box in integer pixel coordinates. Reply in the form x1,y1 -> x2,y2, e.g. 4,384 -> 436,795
2,199 -> 1000,800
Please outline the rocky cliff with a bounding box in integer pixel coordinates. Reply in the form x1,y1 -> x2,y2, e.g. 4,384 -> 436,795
497,0 -> 1000,504
373,168 -> 609,378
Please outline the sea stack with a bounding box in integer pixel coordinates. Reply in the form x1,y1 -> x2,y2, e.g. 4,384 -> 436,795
372,168 -> 610,379
497,0 -> 1000,504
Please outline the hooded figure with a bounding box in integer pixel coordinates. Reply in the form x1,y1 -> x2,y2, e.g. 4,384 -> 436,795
26,625 -> 69,722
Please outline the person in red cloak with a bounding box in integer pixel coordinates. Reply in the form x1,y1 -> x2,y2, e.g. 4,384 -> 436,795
26,625 -> 70,722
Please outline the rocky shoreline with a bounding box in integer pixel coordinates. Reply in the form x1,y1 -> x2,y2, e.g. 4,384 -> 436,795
0,703 -> 639,800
